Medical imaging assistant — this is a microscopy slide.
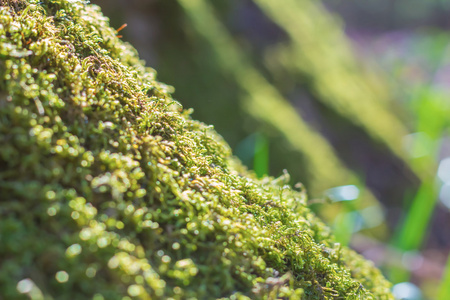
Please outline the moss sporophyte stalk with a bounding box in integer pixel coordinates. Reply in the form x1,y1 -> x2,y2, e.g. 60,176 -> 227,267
0,0 -> 394,299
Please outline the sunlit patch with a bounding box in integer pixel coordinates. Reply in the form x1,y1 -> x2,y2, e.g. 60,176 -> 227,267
439,182 -> 450,209
326,185 -> 360,202
402,132 -> 434,158
360,206 -> 385,229
401,251 -> 424,271
392,282 -> 422,300
438,157 -> 450,183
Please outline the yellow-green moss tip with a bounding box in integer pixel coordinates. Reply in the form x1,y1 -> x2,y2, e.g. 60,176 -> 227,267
0,0 -> 393,298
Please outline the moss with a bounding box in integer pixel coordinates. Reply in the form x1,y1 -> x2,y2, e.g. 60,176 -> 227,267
0,0 -> 393,299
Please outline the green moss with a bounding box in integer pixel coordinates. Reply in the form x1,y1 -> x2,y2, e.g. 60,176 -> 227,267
0,0 -> 393,299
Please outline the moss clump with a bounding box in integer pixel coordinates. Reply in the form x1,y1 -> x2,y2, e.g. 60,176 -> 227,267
0,0 -> 393,299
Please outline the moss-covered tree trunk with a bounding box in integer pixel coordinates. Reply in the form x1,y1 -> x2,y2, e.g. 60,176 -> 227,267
0,0 -> 393,299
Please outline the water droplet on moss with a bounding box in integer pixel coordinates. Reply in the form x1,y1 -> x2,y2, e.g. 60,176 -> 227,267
55,271 -> 69,283
47,207 -> 57,216
45,190 -> 56,200
71,211 -> 80,220
86,267 -> 97,278
93,294 -> 104,300
16,279 -> 34,294
127,285 -> 141,297
66,244 -> 82,257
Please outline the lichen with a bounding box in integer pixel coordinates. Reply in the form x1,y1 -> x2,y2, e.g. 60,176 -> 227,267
0,0 -> 393,299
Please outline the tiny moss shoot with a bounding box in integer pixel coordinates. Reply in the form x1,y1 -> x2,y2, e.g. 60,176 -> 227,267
0,0 -> 393,299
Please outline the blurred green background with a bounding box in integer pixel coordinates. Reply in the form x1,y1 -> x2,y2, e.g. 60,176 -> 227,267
91,0 -> 450,299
